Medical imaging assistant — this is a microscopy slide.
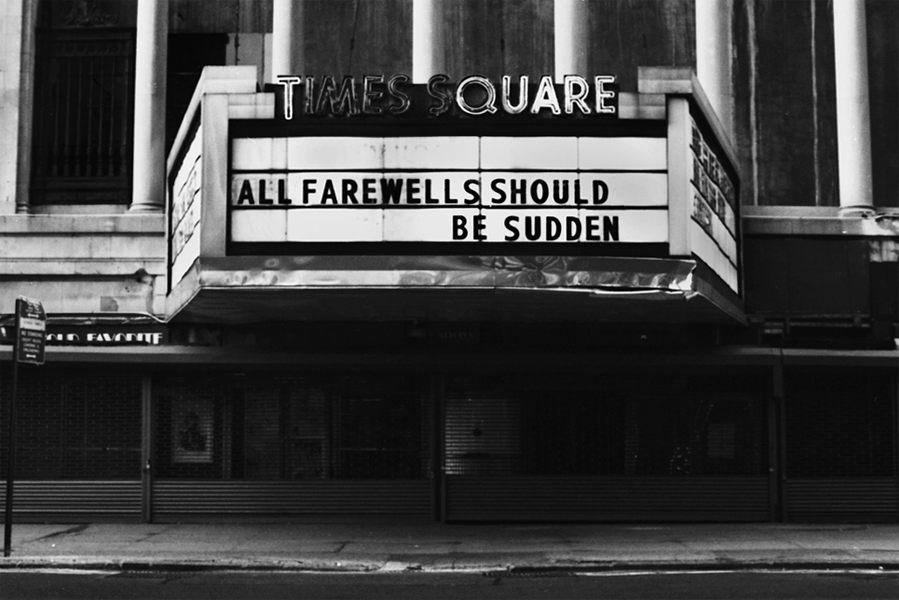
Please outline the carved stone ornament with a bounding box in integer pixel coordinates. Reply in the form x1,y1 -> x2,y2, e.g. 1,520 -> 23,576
61,0 -> 119,27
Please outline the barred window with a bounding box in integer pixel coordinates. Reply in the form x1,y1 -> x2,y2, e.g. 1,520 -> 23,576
31,1 -> 137,205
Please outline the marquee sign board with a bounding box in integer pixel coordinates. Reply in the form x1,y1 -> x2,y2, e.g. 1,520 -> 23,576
688,115 -> 739,291
229,135 -> 669,245
226,74 -> 674,253
170,122 -> 202,288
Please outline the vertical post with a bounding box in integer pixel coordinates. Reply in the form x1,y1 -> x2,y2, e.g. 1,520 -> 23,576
768,362 -> 783,522
3,331 -> 20,556
435,374 -> 447,522
832,0 -> 874,216
272,0 -> 304,80
129,0 -> 168,213
773,354 -> 787,522
554,0 -> 588,81
695,0 -> 734,139
140,375 -> 153,524
413,0 -> 445,83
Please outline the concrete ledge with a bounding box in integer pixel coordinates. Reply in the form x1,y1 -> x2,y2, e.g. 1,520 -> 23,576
743,207 -> 899,237
0,214 -> 165,234
0,260 -> 165,276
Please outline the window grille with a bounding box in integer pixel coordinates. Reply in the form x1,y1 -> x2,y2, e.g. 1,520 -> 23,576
785,368 -> 897,477
31,29 -> 135,204
0,367 -> 142,479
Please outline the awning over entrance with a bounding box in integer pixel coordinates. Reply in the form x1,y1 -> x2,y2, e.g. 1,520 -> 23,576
168,254 -> 743,324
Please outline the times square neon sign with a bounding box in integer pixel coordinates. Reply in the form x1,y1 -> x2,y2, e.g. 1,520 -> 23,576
274,74 -> 618,120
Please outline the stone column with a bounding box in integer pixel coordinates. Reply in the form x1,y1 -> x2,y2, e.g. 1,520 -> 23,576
696,0 -> 734,139
833,0 -> 874,215
554,0 -> 588,81
12,0 -> 38,214
129,0 -> 168,213
413,0 -> 445,82
272,0 -> 304,79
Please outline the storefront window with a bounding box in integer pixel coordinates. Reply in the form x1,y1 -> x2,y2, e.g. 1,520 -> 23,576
154,374 -> 428,480
0,368 -> 142,480
445,374 -> 767,478
786,368 -> 897,478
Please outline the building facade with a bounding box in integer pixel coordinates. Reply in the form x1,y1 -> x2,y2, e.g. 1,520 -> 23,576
0,0 -> 896,523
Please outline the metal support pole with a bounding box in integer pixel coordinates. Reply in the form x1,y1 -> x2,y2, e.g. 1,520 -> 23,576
140,375 -> 153,524
774,353 -> 787,523
3,342 -> 20,557
436,374 -> 447,523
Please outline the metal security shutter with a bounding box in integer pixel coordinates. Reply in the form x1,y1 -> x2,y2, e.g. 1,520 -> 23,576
0,481 -> 140,520
447,476 -> 769,522
0,367 -> 142,520
152,373 -> 432,518
785,479 -> 899,523
443,374 -> 770,522
152,480 -> 431,517
784,368 -> 898,523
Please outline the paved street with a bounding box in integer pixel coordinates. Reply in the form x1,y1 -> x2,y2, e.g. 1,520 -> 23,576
2,569 -> 898,600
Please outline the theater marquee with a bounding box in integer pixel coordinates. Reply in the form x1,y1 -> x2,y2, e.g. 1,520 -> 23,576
165,66 -> 743,324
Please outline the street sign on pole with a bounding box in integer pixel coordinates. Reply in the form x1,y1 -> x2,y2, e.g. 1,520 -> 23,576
4,297 -> 46,557
16,297 -> 46,365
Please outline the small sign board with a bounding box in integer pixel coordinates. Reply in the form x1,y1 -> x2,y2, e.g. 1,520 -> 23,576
16,297 -> 46,365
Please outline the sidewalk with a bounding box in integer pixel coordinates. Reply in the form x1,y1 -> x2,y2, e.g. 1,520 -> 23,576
1,522 -> 897,573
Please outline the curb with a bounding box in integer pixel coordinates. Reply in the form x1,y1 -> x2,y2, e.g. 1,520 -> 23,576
1,558 -> 897,574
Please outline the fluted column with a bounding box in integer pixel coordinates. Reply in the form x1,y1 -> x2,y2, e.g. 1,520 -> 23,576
554,0 -> 588,81
833,0 -> 874,215
129,0 -> 167,213
272,0 -> 304,79
413,0 -> 445,82
696,0 -> 734,139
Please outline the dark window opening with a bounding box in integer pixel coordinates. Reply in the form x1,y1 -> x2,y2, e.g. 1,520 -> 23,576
154,374 -> 428,481
785,368 -> 897,478
166,33 -> 228,153
31,28 -> 136,204
445,375 -> 768,477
